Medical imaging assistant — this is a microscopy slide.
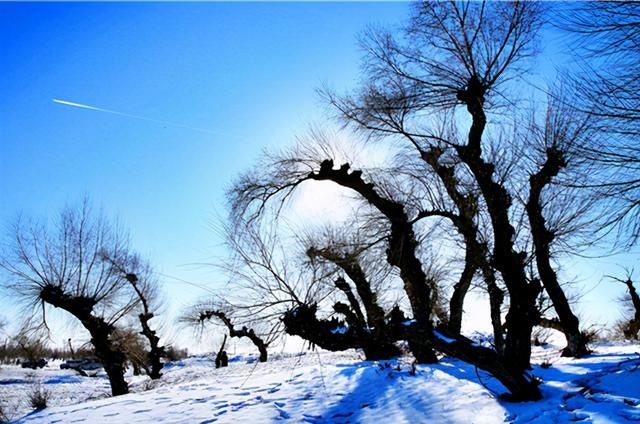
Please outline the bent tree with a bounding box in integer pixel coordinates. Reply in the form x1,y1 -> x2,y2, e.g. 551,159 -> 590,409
229,145 -> 542,399
0,202 -> 142,396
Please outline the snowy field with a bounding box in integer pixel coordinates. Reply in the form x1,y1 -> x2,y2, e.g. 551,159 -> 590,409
1,342 -> 639,423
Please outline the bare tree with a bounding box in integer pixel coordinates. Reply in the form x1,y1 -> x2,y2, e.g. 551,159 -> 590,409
610,271 -> 640,340
561,2 -> 640,246
229,144 -> 542,400
182,300 -> 270,362
12,324 -> 47,366
0,201 -> 140,396
102,253 -> 166,380
321,1 -> 550,388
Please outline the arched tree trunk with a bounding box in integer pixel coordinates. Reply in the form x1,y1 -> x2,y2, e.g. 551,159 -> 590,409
40,285 -> 129,396
198,310 -> 268,362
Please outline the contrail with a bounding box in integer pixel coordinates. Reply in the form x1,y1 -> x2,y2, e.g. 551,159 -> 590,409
52,98 -> 232,136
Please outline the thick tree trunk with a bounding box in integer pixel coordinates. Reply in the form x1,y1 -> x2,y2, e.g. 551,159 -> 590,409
527,148 -> 589,358
40,285 -> 129,396
456,75 -> 540,382
283,304 -> 540,401
448,248 -> 477,334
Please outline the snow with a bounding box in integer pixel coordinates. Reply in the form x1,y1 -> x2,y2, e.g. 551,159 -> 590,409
1,342 -> 639,423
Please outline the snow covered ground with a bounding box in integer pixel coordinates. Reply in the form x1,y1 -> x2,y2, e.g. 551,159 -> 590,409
1,342 -> 639,423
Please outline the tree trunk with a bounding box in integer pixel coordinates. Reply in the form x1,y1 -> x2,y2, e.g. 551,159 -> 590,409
40,285 -> 129,396
448,249 -> 477,334
527,147 -> 589,358
456,75 -> 540,380
215,335 -> 228,368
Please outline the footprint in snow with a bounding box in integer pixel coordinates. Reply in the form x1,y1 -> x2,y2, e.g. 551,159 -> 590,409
569,412 -> 590,421
332,412 -> 353,418
275,408 -> 290,420
231,400 -> 247,407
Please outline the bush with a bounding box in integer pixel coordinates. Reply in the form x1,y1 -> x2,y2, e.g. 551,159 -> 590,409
28,382 -> 50,410
164,345 -> 188,362
0,403 -> 8,423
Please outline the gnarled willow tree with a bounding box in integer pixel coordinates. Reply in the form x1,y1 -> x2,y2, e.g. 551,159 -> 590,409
0,202 -> 162,395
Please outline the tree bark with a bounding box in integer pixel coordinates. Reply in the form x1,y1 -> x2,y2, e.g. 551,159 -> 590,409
309,161 -> 438,363
40,285 -> 129,396
526,148 -> 589,357
456,75 -> 540,386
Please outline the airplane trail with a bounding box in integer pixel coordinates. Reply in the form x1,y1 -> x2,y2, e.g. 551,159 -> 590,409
52,98 -> 230,136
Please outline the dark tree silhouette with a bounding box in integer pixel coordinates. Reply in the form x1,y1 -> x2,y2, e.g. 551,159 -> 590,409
102,254 -> 166,380
0,202 -> 140,396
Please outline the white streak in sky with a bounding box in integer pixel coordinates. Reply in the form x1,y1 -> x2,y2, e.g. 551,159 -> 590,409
52,98 -> 231,136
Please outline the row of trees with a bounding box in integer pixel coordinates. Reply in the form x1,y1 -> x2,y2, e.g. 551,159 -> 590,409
188,1 -> 640,402
0,1 -> 638,402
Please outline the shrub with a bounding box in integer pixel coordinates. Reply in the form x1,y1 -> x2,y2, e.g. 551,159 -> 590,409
28,382 -> 50,410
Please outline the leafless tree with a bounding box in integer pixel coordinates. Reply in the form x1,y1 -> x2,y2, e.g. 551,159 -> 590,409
229,138 -> 542,399
561,2 -> 640,246
610,271 -> 640,340
102,253 -> 166,379
112,326 -> 149,376
320,1 -> 549,396
0,201 -> 140,396
12,324 -> 47,365
182,300 -> 271,362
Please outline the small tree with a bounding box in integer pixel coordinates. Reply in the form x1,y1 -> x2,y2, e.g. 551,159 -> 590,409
102,253 -> 166,379
610,272 -> 640,340
183,301 -> 270,362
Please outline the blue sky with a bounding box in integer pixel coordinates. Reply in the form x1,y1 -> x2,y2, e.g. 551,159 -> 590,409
0,2 -> 636,350
0,1 -> 410,348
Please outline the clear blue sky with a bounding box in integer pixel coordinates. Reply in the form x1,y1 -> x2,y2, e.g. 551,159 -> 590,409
0,2 -> 636,350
